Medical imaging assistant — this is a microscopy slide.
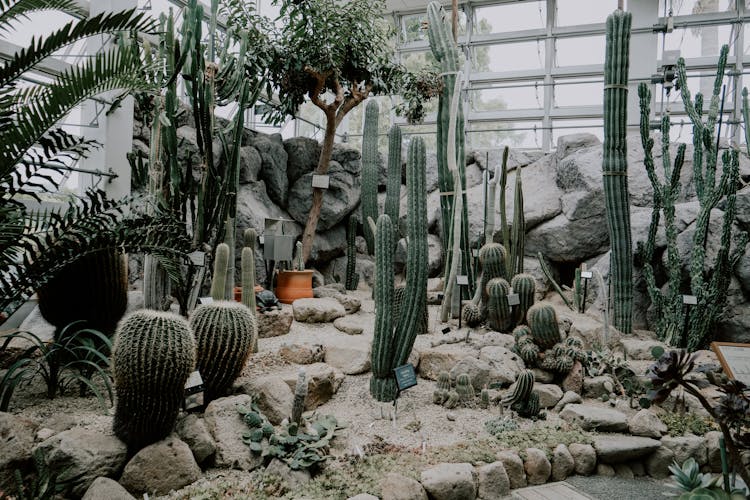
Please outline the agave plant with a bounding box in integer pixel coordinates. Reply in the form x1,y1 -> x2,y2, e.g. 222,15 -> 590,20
666,458 -> 747,499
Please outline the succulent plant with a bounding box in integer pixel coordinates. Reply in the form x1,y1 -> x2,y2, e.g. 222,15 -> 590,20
502,369 -> 541,418
510,273 -> 536,326
433,388 -> 448,405
480,387 -> 490,409
361,99 -> 380,255
486,278 -> 512,332
384,125 -> 402,225
345,215 -> 359,291
455,373 -> 474,402
462,302 -> 483,328
444,390 -> 460,409
527,303 -> 561,349
437,371 -> 452,391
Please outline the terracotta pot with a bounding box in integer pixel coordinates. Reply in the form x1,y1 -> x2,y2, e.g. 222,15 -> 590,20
275,270 -> 314,304
234,285 -> 265,302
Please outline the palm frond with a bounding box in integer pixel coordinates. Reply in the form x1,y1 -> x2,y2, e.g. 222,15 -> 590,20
0,0 -> 86,33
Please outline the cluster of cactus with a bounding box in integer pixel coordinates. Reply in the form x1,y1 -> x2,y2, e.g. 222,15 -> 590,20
486,278 -> 512,332
512,304 -> 585,374
370,138 -> 428,402
345,215 -> 359,290
112,310 -> 196,450
637,43 -> 748,350
432,371 -> 490,409
502,370 -> 541,419
463,243 -> 506,327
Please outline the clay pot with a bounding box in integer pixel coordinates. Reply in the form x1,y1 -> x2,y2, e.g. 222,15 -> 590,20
275,270 -> 314,304
234,285 -> 265,302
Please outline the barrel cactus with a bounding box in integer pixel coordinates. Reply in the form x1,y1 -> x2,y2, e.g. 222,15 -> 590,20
112,310 -> 196,450
513,325 -> 540,366
510,273 -> 536,326
486,278 -> 512,332
455,373 -> 474,402
503,369 -> 540,418
463,242 -> 507,327
527,303 -> 561,349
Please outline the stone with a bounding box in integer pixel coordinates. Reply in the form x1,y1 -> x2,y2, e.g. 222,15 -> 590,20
476,462 -> 509,500
534,383 -> 563,408
278,343 -> 325,365
380,472 -> 428,500
349,495 -> 379,500
281,363 -> 344,410
661,435 -> 707,466
333,316 -> 363,335
531,368 -> 555,384
420,462 -> 476,500
236,375 -> 294,425
265,458 -> 311,490
310,224 -> 348,264
553,390 -> 583,412
252,134 -> 289,208
284,137 -> 320,185
288,160 -> 360,231
0,412 -> 38,493
478,346 -> 526,386
418,347 -> 473,381
449,357 -> 490,392
395,234 -> 443,277
715,277 -> 750,344
82,477 -> 135,500
119,436 -> 200,496
330,292 -> 361,314
325,339 -> 371,375
556,133 -> 601,159
204,395 -> 264,471
175,414 -> 216,464
593,435 -> 661,464
496,156 -> 563,231
257,308 -> 294,338
525,211 -> 610,263
497,450 -> 526,489
620,338 -> 667,361
559,404 -> 628,432
628,409 -> 666,439
645,446 -> 674,478
239,145 -> 262,184
561,360 -> 584,394
523,448 -> 551,486
704,431 -> 723,472
630,461 -> 646,477
292,298 -> 346,323
613,463 -> 634,479
596,463 -> 615,477
327,255 -> 376,289
551,444 -> 575,481
568,443 -> 597,476
583,375 -> 616,398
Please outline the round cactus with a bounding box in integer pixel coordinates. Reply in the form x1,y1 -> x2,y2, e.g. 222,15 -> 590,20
486,278 -> 512,332
526,303 -> 561,349
510,273 -> 536,326
437,371 -> 452,392
444,390 -> 460,409
455,373 -> 474,402
478,243 -> 507,313
112,310 -> 196,450
462,303 -> 483,327
190,300 -> 256,403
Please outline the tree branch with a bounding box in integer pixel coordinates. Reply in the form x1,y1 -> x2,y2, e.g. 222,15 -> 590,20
336,81 -> 372,127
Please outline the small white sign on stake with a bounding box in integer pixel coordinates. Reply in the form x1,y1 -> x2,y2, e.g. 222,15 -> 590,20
472,249 -> 479,257
258,235 -> 265,245
312,174 -> 330,189
507,293 -> 521,306
456,275 -> 469,286
198,297 -> 214,305
187,251 -> 206,266
682,295 -> 698,305
580,271 -> 593,279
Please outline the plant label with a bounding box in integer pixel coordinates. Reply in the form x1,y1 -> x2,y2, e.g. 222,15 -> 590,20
682,295 -> 698,305
456,275 -> 469,286
507,293 -> 520,306
187,251 -> 206,266
258,235 -> 265,245
437,293 -> 444,301
711,342 -> 750,386
580,271 -> 593,279
472,249 -> 479,257
393,363 -> 417,392
198,297 -> 213,305
184,370 -> 205,411
441,327 -> 451,335
311,174 -> 330,189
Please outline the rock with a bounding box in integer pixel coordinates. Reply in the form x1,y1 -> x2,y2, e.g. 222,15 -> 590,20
620,338 -> 667,360
523,448 -> 551,486
327,255 -> 376,289
531,368 -> 555,384
704,431 -> 723,472
534,384 -> 563,408
329,292 -> 361,314
278,343 -> 325,365
553,390 -> 583,412
239,145 -> 262,184
0,412 -> 38,493
497,156 -> 563,231
175,414 -> 216,464
645,446 -> 674,478
236,375 -> 294,425
288,160 -> 360,231
281,363 -> 344,410
556,133 -> 601,159
257,308 -> 294,338
253,134 -> 289,208
478,346 -> 526,386
310,224 -> 348,264
661,435 -> 707,466
559,404 -> 628,432
333,316 -> 363,335
449,357 -> 490,392
476,461 -> 510,500
420,462 -> 476,500
561,360 -> 584,394
380,472 -> 428,500
395,234 -> 443,277
551,444 -> 575,481
630,461 -> 646,476
284,137 -> 320,185
325,339 -> 371,375
525,212 -> 610,262
594,435 -> 661,464
418,347 -> 473,380
715,277 -> 750,344
82,477 -> 135,500
35,428 -> 55,442
292,298 -> 346,323
568,443 -> 597,475
349,495 -> 379,500
583,375 -> 615,398
596,463 -> 615,477
497,450 -> 526,489
265,458 -> 311,490
628,409 -> 666,439
204,395 -> 264,471
119,436 -> 200,496
32,428 -> 127,497
613,463 -> 634,479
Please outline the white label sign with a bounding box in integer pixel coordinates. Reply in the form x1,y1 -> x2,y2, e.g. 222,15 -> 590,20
507,293 -> 521,306
187,251 -> 206,266
580,271 -> 593,279
456,275 -> 469,286
258,235 -> 265,245
682,295 -> 698,305
198,297 -> 214,305
312,174 -> 330,189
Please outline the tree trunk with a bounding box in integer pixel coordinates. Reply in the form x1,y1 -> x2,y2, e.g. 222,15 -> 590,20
452,0 -> 458,41
301,115 -> 337,263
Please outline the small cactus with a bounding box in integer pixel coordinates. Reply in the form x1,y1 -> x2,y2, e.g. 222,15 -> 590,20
455,373 -> 474,402
291,369 -> 307,425
462,303 -> 483,327
444,390 -> 460,409
486,278 -> 512,332
510,273 -> 536,326
437,371 -> 452,391
480,387 -> 490,409
433,388 -> 448,405
527,303 -> 561,349
502,369 -> 541,418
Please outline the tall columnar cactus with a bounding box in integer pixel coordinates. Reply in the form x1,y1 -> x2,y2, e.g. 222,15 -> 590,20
370,137 -> 428,402
384,125 -> 402,224
511,273 -> 536,326
294,240 -> 304,271
241,228 -> 257,311
527,303 -> 561,349
485,147 -> 508,244
361,99 -> 380,255
486,278 -> 512,332
602,8 -> 634,334
112,310 -> 196,450
345,215 -> 359,291
210,243 -> 229,301
637,44 -> 748,350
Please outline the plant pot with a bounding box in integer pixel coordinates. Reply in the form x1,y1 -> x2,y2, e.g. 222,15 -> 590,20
275,270 -> 314,304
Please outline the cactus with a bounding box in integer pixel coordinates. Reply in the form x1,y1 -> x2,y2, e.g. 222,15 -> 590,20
480,387 -> 490,409
541,347 -> 575,374
345,215 -> 359,291
241,229 -> 257,311
537,252 -> 574,310
210,243 -> 229,301
527,303 -> 561,350
502,370 -> 540,418
437,371 -> 452,391
433,389 -> 448,405
394,286 -> 428,336
371,214 -> 396,401
511,273 -> 535,326
291,369 -> 307,426
455,373 -> 474,402
463,242 -> 506,327
486,278 -> 512,332
112,310 -> 196,450
485,147 -> 508,243
513,325 -> 540,366
462,303 -> 483,327
384,125 -> 402,224
603,8 -> 634,334
361,99 -> 380,255
294,241 -> 304,271
444,390 -> 460,409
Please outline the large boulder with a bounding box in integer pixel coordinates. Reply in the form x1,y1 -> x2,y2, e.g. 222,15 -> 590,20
0,412 -> 38,493
239,145 -> 262,184
82,477 -> 135,500
175,414 -> 216,465
292,298 -> 346,323
559,404 -> 628,432
204,395 -> 264,471
380,472 -> 428,500
288,160 -> 361,231
119,436 -> 201,496
476,461 -> 510,500
420,462 -> 476,500
252,133 -> 289,208
236,375 -> 294,425
523,447 -> 551,486
280,363 -> 344,410
310,223 -> 347,264
284,137 -> 321,185
395,234 -> 444,277
593,435 -> 661,464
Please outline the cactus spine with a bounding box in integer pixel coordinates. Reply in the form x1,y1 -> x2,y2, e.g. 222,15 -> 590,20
291,368 -> 307,425
242,229 -> 257,311
486,278 -> 512,332
527,303 -> 561,350
345,215 -> 359,291
511,273 -> 536,326
384,125 -> 402,224
361,99 -> 380,255
112,310 -> 196,450
210,243 -> 229,301
603,8 -> 633,334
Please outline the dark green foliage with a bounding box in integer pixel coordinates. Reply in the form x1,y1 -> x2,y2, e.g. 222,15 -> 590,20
112,310 -> 196,450
345,215 -> 359,291
486,278 -> 511,332
361,99 -> 379,255
371,214 -> 396,401
241,228 -> 257,312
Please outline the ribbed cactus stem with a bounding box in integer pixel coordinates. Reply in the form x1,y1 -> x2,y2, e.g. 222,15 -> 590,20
211,243 -> 229,301
455,373 -> 474,402
361,99 -> 380,255
478,243 -> 507,316
603,9 -> 633,334
511,273 -> 536,326
223,219 -> 236,301
486,278 -> 512,332
241,229 -> 257,312
291,368 -> 307,426
384,125 -> 402,223
527,303 -> 561,350
437,371 -> 451,391
345,215 -> 358,291
112,310 -> 196,450
370,214 -> 396,401
294,240 -> 304,271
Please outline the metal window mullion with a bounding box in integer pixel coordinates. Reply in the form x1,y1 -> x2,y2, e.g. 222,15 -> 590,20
543,0 -> 555,152
731,2 -> 745,146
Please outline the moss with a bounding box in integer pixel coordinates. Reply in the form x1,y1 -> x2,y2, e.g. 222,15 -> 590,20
662,412 -> 718,437
488,422 -> 596,458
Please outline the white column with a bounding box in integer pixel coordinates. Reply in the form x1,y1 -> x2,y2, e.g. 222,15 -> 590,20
628,0 -> 659,129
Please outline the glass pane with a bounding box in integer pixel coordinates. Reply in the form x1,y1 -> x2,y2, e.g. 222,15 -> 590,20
659,25 -> 735,59
474,1 -> 546,35
552,119 -> 603,145
554,78 -> 604,107
401,124 -> 438,152
473,41 -> 545,73
556,0 -> 615,26
400,10 -> 467,43
555,36 -> 605,67
468,121 -> 544,149
470,84 -> 544,112
659,0 -> 735,16
401,50 -> 439,71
